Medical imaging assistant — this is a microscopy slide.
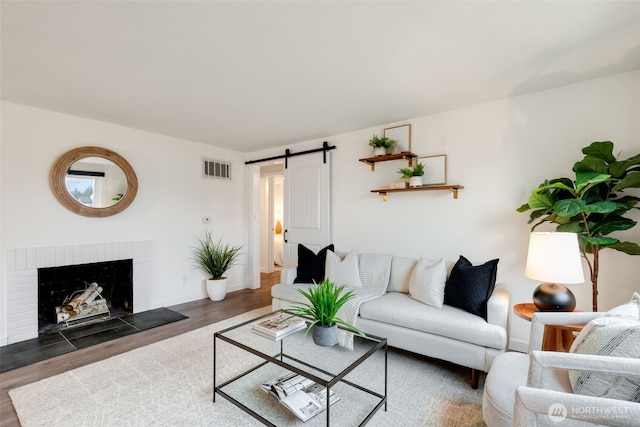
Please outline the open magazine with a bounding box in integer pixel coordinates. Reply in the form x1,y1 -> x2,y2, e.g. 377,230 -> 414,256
259,371 -> 340,422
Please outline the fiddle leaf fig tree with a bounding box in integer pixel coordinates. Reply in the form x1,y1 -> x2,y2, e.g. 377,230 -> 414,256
517,141 -> 640,311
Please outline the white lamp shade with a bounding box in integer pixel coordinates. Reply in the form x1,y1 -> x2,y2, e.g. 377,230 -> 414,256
525,232 -> 585,284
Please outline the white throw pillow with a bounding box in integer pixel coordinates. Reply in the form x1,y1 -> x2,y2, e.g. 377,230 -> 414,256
569,315 -> 640,402
325,249 -> 362,288
408,257 -> 447,308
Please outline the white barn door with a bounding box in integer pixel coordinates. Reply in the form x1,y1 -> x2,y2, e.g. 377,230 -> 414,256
283,150 -> 331,265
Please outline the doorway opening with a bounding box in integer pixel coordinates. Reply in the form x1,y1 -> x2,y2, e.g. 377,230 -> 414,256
259,163 -> 284,274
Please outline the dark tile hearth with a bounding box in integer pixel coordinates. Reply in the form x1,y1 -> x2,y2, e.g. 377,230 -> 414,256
0,307 -> 187,373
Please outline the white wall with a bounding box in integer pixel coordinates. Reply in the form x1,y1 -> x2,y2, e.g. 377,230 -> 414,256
0,102 -> 248,344
2,71 -> 638,347
248,70 -> 640,348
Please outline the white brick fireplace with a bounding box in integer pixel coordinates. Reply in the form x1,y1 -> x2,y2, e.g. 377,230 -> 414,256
4,240 -> 152,345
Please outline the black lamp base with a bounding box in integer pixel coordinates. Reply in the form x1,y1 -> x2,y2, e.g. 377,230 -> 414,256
533,283 -> 576,312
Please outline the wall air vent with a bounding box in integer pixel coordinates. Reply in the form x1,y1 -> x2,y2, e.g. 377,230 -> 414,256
202,157 -> 231,181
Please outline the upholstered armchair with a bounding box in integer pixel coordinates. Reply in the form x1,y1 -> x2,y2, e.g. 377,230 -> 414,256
483,311 -> 640,426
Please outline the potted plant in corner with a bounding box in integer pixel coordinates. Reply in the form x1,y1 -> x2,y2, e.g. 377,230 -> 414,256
517,141 -> 640,311
193,230 -> 242,301
398,162 -> 425,188
369,134 -> 397,156
284,279 -> 365,346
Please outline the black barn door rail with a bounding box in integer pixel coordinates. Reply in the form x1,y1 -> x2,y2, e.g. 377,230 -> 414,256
244,141 -> 336,168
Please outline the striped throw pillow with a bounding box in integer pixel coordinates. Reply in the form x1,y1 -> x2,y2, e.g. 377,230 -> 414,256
569,315 -> 640,402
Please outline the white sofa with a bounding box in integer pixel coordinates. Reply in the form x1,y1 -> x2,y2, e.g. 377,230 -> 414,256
271,253 -> 510,388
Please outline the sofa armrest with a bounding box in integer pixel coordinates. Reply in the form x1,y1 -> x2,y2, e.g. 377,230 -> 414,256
487,283 -> 510,331
280,267 -> 297,285
514,386 -> 640,426
527,350 -> 640,389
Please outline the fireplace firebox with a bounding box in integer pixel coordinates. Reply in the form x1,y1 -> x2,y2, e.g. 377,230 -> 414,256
38,259 -> 133,334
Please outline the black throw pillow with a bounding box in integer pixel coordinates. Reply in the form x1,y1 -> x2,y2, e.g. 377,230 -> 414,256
293,244 -> 334,284
444,255 -> 499,320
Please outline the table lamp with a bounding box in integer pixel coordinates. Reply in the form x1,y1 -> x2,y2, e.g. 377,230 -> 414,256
525,232 -> 585,311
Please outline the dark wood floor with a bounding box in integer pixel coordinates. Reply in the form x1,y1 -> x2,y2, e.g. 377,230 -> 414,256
0,271 -> 280,427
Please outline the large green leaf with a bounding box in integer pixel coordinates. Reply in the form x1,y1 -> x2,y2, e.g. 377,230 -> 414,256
574,157 -> 608,174
556,221 -> 585,233
608,241 -> 640,255
582,141 -> 616,163
539,181 -> 575,193
553,199 -> 586,217
591,216 -> 637,235
527,208 -> 550,224
528,191 -> 554,209
612,171 -> 640,191
575,172 -> 611,195
609,153 -> 640,177
583,200 -> 617,214
583,236 -> 619,245
610,195 -> 640,210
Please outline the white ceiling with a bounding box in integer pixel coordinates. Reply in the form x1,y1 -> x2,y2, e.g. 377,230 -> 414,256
2,1 -> 639,153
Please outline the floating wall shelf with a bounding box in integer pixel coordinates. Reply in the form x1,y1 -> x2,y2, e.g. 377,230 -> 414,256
358,152 -> 418,171
372,185 -> 464,201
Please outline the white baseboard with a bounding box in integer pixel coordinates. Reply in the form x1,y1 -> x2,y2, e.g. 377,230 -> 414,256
509,338 -> 528,353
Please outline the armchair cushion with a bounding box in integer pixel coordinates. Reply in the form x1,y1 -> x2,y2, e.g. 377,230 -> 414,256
483,351 -> 530,427
569,316 -> 640,402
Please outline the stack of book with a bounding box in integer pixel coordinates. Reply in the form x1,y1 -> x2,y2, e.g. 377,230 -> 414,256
259,371 -> 340,422
252,313 -> 306,340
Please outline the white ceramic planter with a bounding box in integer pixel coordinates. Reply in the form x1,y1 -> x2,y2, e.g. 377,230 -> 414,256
206,278 -> 228,301
409,176 -> 423,188
373,147 -> 386,156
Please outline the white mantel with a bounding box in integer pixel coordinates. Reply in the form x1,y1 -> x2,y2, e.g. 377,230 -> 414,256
4,240 -> 152,345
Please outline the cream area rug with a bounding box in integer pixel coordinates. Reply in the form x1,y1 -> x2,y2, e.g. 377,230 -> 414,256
9,307 -> 485,426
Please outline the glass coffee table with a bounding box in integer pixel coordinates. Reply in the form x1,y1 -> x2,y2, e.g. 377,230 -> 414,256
214,310 -> 387,426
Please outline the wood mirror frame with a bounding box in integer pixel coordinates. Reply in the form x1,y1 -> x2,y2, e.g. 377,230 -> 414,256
50,146 -> 138,217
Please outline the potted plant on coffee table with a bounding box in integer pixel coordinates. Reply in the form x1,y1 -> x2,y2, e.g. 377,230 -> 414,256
284,279 -> 365,346
193,230 -> 242,301
369,134 -> 397,156
398,162 -> 425,188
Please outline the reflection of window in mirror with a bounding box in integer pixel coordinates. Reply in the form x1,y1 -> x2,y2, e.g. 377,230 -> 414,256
66,157 -> 127,208
66,175 -> 100,207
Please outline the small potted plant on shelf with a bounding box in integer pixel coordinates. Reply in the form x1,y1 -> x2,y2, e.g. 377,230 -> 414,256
192,230 -> 242,301
369,134 -> 397,156
284,279 -> 365,346
398,162 -> 425,188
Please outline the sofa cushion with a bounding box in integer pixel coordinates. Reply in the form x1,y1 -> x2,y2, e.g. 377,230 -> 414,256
359,292 -> 506,349
293,244 -> 334,284
272,283 -> 316,305
444,256 -> 498,320
408,257 -> 447,308
569,315 -> 640,402
325,249 -> 362,288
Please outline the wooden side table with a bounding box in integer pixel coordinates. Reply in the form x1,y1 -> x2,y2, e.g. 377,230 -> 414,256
513,303 -> 584,352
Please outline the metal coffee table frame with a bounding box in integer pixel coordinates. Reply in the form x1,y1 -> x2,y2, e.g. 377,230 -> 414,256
214,310 -> 387,426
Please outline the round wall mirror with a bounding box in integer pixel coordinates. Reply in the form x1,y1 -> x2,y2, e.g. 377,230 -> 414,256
50,146 -> 138,217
